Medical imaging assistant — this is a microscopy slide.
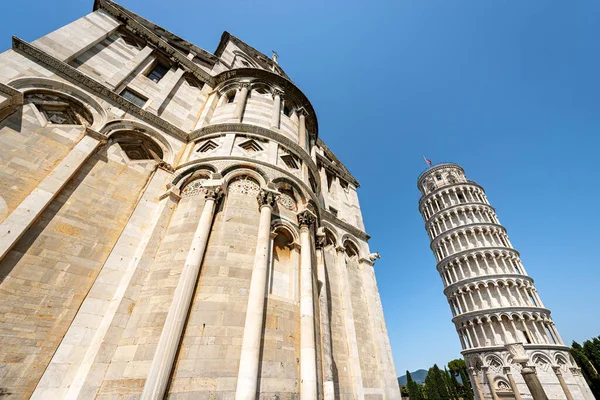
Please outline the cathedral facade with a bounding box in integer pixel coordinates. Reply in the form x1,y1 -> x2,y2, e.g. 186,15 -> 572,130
0,1 -> 400,399
417,163 -> 595,400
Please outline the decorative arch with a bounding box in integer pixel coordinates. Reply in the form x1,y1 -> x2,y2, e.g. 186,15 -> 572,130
272,177 -> 308,205
221,165 -> 268,188
8,76 -> 107,129
227,174 -> 261,197
100,119 -> 174,163
24,91 -> 93,127
172,163 -> 218,187
271,219 -> 300,245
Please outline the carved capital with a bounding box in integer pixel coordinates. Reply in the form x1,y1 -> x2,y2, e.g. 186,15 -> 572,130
257,189 -> 278,208
551,365 -> 562,375
272,88 -> 284,99
296,107 -> 308,117
85,127 -> 108,144
335,245 -> 345,254
238,81 -> 252,90
503,366 -> 512,375
297,210 -> 316,228
204,186 -> 223,201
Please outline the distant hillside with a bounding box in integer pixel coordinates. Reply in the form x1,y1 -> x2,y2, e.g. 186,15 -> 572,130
398,369 -> 428,386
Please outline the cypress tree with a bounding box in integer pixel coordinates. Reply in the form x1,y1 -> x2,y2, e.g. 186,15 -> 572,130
459,369 -> 475,400
583,337 -> 600,373
406,370 -> 423,400
572,341 -> 600,398
444,367 -> 460,400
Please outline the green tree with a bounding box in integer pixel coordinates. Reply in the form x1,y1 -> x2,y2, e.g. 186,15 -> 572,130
448,358 -> 474,400
572,341 -> 600,398
459,369 -> 475,400
425,364 -> 450,400
583,336 -> 600,373
406,370 -> 424,400
444,367 -> 460,400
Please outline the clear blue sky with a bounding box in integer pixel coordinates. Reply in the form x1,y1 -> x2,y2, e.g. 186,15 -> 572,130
2,0 -> 599,376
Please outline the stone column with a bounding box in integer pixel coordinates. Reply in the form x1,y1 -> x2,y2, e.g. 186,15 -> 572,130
336,246 -> 365,399
194,89 -> 219,130
315,231 -> 334,400
0,128 -> 106,262
235,189 -> 278,400
552,366 -> 574,400
141,186 -> 223,400
145,67 -> 186,114
297,107 -> 308,151
482,366 -> 500,400
503,366 -> 523,400
270,89 -> 283,129
505,343 -> 549,400
106,46 -> 154,89
298,210 -> 318,400
233,82 -> 250,122
470,367 -> 485,400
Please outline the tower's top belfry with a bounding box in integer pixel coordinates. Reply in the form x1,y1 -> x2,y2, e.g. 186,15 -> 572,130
417,162 -> 594,400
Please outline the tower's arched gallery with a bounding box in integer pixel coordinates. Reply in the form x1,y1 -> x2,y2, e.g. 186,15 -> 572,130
0,1 -> 400,399
418,163 -> 595,400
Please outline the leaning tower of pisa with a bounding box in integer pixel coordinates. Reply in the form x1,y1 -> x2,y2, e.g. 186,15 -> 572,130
417,163 -> 595,400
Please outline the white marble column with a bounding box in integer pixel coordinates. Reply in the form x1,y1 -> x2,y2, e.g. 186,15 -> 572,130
298,210 -> 318,399
503,367 -> 523,400
315,232 -> 334,400
141,186 -> 223,400
270,89 -> 283,129
0,128 -> 106,262
106,46 -> 153,89
145,67 -> 185,114
297,107 -> 308,151
552,366 -> 574,400
470,368 -> 485,400
233,82 -> 250,122
235,189 -> 278,400
336,246 -> 365,399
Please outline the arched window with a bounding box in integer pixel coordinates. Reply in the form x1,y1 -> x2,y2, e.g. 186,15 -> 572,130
110,132 -> 163,161
25,92 -> 93,126
269,229 -> 296,299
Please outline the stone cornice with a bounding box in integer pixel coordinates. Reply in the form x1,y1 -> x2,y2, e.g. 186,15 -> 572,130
443,273 -> 535,296
0,82 -> 24,106
321,209 -> 370,242
461,344 -> 571,358
419,181 -> 486,208
0,82 -> 24,120
316,153 -> 359,188
425,202 -> 497,229
94,0 -> 216,86
12,36 -> 188,142
451,306 -> 551,324
431,222 -> 507,250
189,123 -> 320,188
436,247 -> 521,272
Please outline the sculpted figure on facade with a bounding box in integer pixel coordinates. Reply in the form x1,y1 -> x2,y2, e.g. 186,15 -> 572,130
0,1 -> 400,399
